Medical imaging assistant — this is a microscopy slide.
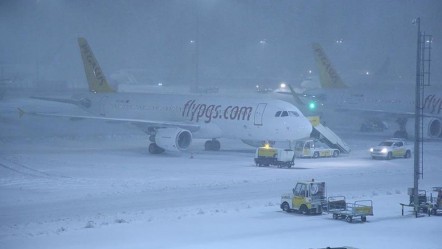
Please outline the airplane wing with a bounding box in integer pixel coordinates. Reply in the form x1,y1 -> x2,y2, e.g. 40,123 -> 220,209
333,106 -> 437,118
18,108 -> 200,132
31,96 -> 82,106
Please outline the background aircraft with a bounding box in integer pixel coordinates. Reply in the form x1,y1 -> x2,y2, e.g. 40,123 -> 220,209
277,43 -> 442,139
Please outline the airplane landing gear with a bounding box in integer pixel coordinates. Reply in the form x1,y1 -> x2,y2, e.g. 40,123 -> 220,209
149,143 -> 165,154
205,139 -> 221,151
360,118 -> 386,132
394,118 -> 408,139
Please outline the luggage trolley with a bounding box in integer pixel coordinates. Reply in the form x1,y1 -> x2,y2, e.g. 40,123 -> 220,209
327,196 -> 373,223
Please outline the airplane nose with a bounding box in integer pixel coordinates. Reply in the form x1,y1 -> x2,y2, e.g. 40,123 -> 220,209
286,116 -> 312,140
301,118 -> 313,138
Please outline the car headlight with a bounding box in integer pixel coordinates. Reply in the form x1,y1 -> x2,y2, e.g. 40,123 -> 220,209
381,148 -> 388,153
370,148 -> 374,152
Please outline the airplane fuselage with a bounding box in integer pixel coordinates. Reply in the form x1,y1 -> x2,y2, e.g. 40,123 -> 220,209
76,92 -> 313,142
304,86 -> 442,119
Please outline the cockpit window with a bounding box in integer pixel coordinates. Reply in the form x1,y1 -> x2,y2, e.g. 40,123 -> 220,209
276,110 -> 300,117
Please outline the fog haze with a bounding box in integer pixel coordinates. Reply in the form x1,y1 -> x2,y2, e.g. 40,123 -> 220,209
1,0 -> 441,89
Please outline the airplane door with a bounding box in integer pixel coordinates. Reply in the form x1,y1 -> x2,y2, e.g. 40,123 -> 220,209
254,103 -> 267,126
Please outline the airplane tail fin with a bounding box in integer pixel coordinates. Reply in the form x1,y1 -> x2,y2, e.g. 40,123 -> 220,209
78,37 -> 115,93
312,43 -> 348,88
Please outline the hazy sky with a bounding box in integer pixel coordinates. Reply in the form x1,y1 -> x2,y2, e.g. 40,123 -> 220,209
1,0 -> 441,88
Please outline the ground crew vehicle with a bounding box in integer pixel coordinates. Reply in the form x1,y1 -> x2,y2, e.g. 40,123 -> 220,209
294,139 -> 339,158
370,138 -> 412,160
254,146 -> 295,168
280,180 -> 326,214
400,188 -> 431,216
429,187 -> 442,215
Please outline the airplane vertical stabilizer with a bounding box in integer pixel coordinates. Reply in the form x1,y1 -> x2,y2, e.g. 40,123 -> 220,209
312,43 -> 348,88
78,37 -> 115,93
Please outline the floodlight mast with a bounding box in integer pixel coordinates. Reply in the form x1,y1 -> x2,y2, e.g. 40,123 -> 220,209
412,17 -> 432,217
413,17 -> 421,217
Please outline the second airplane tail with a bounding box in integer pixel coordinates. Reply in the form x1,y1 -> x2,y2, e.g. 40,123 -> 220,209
78,37 -> 115,93
312,43 -> 348,89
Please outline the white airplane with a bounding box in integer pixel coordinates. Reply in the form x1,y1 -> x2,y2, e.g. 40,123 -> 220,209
281,43 -> 442,139
26,37 -> 312,154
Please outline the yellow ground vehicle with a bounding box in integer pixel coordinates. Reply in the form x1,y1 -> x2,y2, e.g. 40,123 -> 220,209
254,146 -> 295,168
280,180 -> 326,214
430,187 -> 442,215
294,139 -> 340,158
370,138 -> 412,160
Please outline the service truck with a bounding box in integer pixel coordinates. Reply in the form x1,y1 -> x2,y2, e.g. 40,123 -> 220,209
294,139 -> 340,158
369,138 -> 412,160
280,180 -> 326,214
254,146 -> 295,168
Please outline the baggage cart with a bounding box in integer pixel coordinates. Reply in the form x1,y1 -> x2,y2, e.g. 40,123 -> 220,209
327,196 -> 373,223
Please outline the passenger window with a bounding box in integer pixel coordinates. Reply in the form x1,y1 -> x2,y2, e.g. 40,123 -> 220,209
281,111 -> 288,117
275,111 -> 281,117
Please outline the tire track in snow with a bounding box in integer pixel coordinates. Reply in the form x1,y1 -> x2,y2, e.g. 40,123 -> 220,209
0,157 -> 70,178
0,162 -> 43,178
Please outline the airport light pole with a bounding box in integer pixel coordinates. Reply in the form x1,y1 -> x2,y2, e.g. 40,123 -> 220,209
412,17 -> 432,217
412,17 -> 421,217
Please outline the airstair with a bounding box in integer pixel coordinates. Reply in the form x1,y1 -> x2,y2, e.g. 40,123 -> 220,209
309,117 -> 351,153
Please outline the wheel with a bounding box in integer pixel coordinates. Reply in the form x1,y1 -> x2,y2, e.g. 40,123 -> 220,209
281,202 -> 290,212
404,150 -> 411,158
205,140 -> 221,151
387,152 -> 392,160
204,141 -> 212,151
346,216 -> 353,223
313,152 -> 319,158
148,143 -> 165,154
361,216 -> 367,222
333,213 -> 338,219
300,205 -> 310,215
333,150 -> 339,157
212,140 -> 221,151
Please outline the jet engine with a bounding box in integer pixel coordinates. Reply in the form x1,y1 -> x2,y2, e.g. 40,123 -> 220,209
155,128 -> 192,151
406,118 -> 442,138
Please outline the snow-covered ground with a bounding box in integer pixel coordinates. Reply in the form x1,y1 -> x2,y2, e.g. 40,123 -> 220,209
0,98 -> 440,249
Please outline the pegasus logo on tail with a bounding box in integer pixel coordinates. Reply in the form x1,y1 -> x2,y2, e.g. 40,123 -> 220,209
312,43 -> 348,89
78,37 -> 115,93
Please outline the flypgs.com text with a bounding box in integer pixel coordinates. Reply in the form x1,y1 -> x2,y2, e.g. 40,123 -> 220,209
182,100 -> 253,123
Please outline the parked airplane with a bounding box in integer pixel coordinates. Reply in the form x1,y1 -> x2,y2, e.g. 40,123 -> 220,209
283,43 -> 442,139
26,37 -> 312,154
